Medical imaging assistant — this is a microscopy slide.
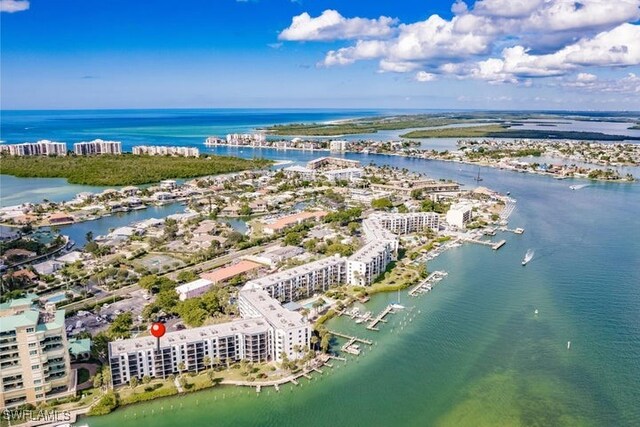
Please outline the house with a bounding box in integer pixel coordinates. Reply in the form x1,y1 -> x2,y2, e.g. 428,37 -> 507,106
48,212 -> 74,225
263,210 -> 328,235
2,248 -> 37,261
33,260 -> 63,275
200,260 -> 263,285
192,220 -> 217,236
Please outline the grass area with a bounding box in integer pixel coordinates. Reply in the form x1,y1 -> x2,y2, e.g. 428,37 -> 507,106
401,125 -> 640,141
117,378 -> 178,405
77,367 -> 91,384
0,154 -> 272,186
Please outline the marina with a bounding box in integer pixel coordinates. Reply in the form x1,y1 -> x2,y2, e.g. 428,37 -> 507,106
408,271 -> 448,297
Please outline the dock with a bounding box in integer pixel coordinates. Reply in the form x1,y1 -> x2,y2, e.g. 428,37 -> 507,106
409,270 -> 447,297
463,238 -> 506,250
499,227 -> 524,234
366,305 -> 395,331
328,330 -> 373,345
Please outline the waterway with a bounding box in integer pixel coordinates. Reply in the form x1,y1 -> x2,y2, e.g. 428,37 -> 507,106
79,149 -> 640,427
1,110 -> 638,425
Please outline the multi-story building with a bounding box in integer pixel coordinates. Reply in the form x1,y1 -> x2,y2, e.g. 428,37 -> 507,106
108,286 -> 309,386
322,167 -> 362,182
238,285 -> 310,362
370,180 -> 460,194
225,133 -> 266,146
329,140 -> 348,151
307,157 -> 360,170
369,212 -> 439,235
175,279 -> 214,301
0,295 -> 73,409
245,255 -> 346,303
0,140 -> 67,157
73,139 -> 122,155
346,240 -> 395,287
445,203 -> 473,228
132,145 -> 199,157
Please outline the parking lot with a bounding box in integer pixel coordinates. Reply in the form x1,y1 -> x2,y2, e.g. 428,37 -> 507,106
65,289 -> 154,337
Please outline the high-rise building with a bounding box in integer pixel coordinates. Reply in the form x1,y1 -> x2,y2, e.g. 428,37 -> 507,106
0,295 -> 73,409
132,145 -> 199,157
0,140 -> 67,157
73,139 -> 122,155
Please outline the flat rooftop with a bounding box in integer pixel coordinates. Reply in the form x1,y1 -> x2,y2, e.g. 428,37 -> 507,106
246,254 -> 345,288
239,286 -> 307,330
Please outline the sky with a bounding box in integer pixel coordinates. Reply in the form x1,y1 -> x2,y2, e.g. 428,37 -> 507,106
1,0 -> 639,110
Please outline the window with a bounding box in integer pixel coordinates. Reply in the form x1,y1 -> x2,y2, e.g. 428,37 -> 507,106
28,342 -> 37,348
34,379 -> 41,385
35,394 -> 43,399
35,386 -> 42,391
26,328 -> 35,333
31,364 -> 40,370
29,350 -> 37,356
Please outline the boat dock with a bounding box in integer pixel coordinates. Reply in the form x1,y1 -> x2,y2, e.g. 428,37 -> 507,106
366,305 -> 396,331
409,270 -> 447,297
463,238 -> 506,250
499,227 -> 524,234
328,330 -> 373,355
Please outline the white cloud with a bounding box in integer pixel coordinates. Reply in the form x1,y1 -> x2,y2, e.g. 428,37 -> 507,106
281,1 -> 640,87
415,71 -> 437,82
279,10 -> 397,41
0,0 -> 29,13
563,72 -> 640,93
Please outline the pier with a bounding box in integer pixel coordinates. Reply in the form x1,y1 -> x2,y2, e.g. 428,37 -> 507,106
367,305 -> 395,331
409,270 -> 447,297
499,227 -> 524,234
463,238 -> 506,250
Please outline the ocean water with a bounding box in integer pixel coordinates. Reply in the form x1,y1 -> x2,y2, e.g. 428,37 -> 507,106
0,110 -> 639,426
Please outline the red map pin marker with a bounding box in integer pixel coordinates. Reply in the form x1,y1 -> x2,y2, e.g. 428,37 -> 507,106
151,322 -> 166,352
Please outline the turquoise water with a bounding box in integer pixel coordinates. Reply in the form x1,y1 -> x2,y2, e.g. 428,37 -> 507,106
0,110 -> 639,425
81,158 -> 640,427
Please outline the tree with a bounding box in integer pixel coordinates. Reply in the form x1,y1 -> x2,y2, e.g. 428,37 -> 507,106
203,356 -> 212,371
283,231 -> 302,246
92,332 -> 110,361
320,335 -> 330,353
310,335 -> 319,351
93,372 -> 103,388
177,298 -> 208,327
129,376 -> 138,388
347,222 -> 359,235
85,231 -> 94,243
239,204 -> 252,216
410,188 -> 424,200
371,197 -> 393,211
108,313 -> 133,339
142,375 -> 151,384
177,270 -> 198,283
178,362 -> 186,375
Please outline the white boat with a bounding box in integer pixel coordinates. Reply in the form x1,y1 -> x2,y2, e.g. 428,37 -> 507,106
522,249 -> 534,266
534,309 -> 539,315
390,303 -> 405,310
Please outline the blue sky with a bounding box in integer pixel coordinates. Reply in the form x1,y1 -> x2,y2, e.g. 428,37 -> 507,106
1,0 -> 639,110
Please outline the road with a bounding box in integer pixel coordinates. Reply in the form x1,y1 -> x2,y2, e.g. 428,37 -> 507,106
60,242 -> 279,312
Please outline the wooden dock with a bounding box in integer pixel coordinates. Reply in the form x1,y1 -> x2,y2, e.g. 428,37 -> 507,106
463,238 -> 506,250
408,270 -> 447,297
366,305 -> 395,331
328,330 -> 373,345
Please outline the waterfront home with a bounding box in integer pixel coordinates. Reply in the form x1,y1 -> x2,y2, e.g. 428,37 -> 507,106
47,212 -> 74,225
2,248 -> 37,262
33,260 -> 63,275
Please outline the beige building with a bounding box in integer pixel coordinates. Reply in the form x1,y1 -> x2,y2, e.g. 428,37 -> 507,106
0,295 -> 74,409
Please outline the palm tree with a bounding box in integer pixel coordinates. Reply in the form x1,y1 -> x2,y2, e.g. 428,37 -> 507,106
310,335 -> 319,351
177,361 -> 186,377
203,356 -> 212,372
85,231 -> 94,243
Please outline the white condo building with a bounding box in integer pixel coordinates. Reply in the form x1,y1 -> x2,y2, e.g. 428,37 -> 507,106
245,255 -> 346,303
132,145 -> 199,157
108,287 -> 309,386
0,140 -> 67,157
329,140 -> 348,151
369,212 -> 439,235
175,279 -> 214,301
73,139 -> 122,155
445,203 -> 473,228
226,133 -> 266,146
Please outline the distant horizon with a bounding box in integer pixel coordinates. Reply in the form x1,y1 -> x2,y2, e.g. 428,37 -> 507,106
1,107 -> 639,114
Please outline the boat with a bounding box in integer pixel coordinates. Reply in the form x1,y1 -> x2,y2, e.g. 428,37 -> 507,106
522,249 -> 534,266
390,303 -> 405,310
534,309 -> 539,315
474,167 -> 483,182
355,318 -> 364,324
569,185 -> 578,190
567,341 -> 571,350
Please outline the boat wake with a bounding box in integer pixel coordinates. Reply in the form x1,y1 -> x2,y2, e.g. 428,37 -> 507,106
569,184 -> 590,190
522,249 -> 534,266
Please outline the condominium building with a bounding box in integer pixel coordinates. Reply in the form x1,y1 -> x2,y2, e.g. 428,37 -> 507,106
245,255 -> 346,303
226,133 -> 266,146
322,167 -> 362,182
329,140 -> 348,151
0,296 -> 73,409
73,139 -> 122,155
132,145 -> 199,157
175,279 -> 214,301
307,157 -> 360,170
370,180 -> 460,194
238,285 -> 310,362
0,140 -> 67,157
445,203 -> 473,228
369,212 -> 439,235
108,287 -> 309,386
346,240 -> 395,287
